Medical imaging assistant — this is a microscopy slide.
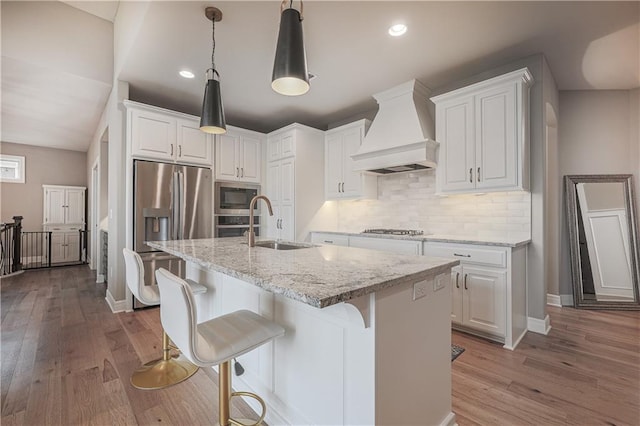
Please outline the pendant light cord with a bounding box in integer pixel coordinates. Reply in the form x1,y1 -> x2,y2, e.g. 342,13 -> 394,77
211,16 -> 216,74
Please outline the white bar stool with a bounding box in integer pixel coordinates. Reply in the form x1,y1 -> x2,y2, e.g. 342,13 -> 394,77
122,248 -> 206,390
155,268 -> 285,426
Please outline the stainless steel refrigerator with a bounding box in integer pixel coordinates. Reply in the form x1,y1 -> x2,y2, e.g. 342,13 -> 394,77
133,159 -> 212,309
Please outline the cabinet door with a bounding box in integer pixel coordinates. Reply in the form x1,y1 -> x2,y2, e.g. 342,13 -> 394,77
65,231 -> 80,262
266,162 -> 281,205
279,204 -> 295,241
240,136 -> 261,183
65,189 -> 85,224
462,265 -> 506,336
45,188 -> 66,224
50,232 -> 66,263
450,266 -> 463,325
325,135 -> 343,199
131,110 -> 176,160
436,98 -> 475,192
281,133 -> 295,158
475,85 -> 517,190
340,126 -> 364,197
216,133 -> 240,180
267,136 -> 282,162
266,205 -> 280,239
177,119 -> 213,166
279,158 -> 295,205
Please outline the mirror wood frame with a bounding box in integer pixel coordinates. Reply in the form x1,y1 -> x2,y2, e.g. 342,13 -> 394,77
565,174 -> 640,310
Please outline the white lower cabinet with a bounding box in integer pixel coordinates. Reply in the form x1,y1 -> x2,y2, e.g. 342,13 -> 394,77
450,264 -> 506,338
424,241 -> 527,349
45,225 -> 82,264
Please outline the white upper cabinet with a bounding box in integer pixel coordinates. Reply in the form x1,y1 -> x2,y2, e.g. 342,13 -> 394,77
431,68 -> 533,194
324,120 -> 377,200
176,118 -> 213,165
215,125 -> 263,183
43,185 -> 86,225
126,100 -> 213,166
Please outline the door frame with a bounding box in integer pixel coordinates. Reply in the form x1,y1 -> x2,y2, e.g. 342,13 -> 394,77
90,157 -> 100,273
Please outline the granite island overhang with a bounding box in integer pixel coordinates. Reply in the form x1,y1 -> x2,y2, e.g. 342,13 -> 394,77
147,237 -> 460,426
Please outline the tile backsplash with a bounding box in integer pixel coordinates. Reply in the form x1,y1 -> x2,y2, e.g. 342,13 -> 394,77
334,170 -> 531,240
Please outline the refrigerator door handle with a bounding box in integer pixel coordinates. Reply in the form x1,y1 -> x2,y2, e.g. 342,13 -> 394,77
172,172 -> 180,240
178,171 -> 185,239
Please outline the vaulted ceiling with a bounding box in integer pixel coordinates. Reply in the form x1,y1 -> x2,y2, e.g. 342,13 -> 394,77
2,1 -> 638,152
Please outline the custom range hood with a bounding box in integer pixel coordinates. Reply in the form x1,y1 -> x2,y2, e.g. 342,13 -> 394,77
351,79 -> 438,174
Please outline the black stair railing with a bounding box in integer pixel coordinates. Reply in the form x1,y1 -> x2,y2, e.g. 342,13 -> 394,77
0,216 -> 23,276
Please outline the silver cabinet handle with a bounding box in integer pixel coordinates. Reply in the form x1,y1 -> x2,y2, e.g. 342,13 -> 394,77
454,253 -> 471,258
338,182 -> 341,193
455,272 -> 460,289
477,167 -> 481,182
236,167 -> 239,178
179,145 -> 182,157
469,168 -> 473,183
241,168 -> 244,178
324,240 -> 334,244
170,144 -> 174,156
464,274 -> 468,290
341,182 -> 345,192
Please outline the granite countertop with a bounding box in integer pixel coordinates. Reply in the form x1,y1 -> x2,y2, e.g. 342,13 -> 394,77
313,231 -> 531,248
147,237 -> 458,309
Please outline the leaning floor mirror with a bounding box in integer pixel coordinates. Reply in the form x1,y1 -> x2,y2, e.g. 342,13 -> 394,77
565,174 -> 640,310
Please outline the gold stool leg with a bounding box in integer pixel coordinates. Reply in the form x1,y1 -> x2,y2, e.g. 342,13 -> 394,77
130,331 -> 199,390
218,361 -> 267,426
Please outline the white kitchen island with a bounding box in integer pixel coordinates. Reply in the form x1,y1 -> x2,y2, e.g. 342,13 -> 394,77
147,237 -> 459,426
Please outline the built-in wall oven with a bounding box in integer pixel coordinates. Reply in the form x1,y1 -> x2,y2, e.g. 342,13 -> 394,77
214,181 -> 261,238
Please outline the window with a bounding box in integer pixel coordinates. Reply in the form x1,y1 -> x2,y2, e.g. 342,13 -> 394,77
0,154 -> 25,183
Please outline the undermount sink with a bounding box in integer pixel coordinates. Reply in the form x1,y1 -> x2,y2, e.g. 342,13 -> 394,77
253,240 -> 314,250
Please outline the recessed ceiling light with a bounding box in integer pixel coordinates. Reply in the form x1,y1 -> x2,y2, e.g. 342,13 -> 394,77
179,70 -> 195,79
388,24 -> 407,37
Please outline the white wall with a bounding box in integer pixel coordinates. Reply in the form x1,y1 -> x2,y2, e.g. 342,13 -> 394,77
558,89 -> 640,298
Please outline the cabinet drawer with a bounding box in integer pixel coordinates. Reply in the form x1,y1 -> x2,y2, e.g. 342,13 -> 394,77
423,243 -> 506,267
310,233 -> 349,247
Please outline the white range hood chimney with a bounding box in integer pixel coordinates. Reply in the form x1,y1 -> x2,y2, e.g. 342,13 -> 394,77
351,79 -> 438,174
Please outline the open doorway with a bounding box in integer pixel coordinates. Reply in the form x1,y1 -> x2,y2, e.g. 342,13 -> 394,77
92,129 -> 109,283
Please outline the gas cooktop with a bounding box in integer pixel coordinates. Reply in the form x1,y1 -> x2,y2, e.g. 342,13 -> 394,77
362,229 -> 424,236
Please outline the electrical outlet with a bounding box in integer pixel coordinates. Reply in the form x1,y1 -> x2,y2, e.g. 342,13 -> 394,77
433,274 -> 447,292
413,280 -> 429,300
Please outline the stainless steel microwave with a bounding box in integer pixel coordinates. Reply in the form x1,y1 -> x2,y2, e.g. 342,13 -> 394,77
214,181 -> 260,215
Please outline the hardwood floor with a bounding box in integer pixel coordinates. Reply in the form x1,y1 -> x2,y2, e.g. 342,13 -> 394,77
2,265 -> 639,425
452,308 -> 640,426
1,266 -> 256,425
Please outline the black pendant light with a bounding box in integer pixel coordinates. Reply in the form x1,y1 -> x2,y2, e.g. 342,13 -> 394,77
271,0 -> 309,96
200,7 -> 226,134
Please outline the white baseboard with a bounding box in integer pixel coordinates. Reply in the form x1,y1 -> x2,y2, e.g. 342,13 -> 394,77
546,293 -> 562,307
105,288 -> 128,313
441,411 -> 457,426
560,294 -> 574,306
96,274 -> 105,284
527,314 -> 551,335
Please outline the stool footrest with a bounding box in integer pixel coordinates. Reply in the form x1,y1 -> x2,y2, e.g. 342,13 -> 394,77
229,391 -> 267,426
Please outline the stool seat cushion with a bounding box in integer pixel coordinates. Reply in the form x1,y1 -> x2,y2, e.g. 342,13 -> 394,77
194,310 -> 285,367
